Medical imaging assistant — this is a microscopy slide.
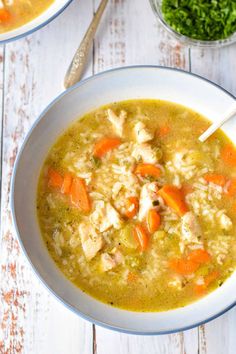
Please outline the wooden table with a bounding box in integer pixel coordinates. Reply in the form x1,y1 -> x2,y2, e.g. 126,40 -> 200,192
1,1 -> 236,353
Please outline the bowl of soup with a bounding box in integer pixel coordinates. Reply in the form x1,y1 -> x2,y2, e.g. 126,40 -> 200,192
0,0 -> 72,43
11,66 -> 236,334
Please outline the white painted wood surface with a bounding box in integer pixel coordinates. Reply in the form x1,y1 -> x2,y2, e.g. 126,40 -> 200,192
0,0 -> 235,353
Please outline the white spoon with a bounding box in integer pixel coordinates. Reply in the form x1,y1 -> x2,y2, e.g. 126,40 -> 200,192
199,102 -> 236,142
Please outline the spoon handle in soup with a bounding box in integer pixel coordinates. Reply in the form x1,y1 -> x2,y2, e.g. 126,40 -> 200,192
198,102 -> 236,143
64,0 -> 109,89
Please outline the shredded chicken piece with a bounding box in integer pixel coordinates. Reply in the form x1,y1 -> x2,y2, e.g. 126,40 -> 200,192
168,276 -> 183,291
101,253 -> 116,271
79,223 -> 103,261
138,182 -> 161,221
111,247 -> 124,263
181,211 -> 202,244
134,122 -> 154,144
107,109 -> 127,137
90,201 -> 123,232
101,247 -> 123,272
132,143 -> 158,164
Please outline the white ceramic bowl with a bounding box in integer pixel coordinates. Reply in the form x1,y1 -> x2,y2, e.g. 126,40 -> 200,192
0,0 -> 72,43
11,66 -> 236,334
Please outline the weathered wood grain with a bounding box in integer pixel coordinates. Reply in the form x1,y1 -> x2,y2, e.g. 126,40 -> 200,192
198,308 -> 236,354
95,327 -> 198,354
190,47 -> 236,96
93,0 -> 190,72
0,42 -> 5,354
0,44 -> 4,191
0,1 -> 93,353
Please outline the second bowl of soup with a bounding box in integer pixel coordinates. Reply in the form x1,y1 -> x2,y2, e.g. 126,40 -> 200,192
0,0 -> 72,42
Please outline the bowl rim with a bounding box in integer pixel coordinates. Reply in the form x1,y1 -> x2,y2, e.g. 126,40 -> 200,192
0,0 -> 73,44
11,65 -> 236,335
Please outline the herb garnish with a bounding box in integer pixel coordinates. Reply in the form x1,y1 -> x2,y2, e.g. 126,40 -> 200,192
91,156 -> 101,167
162,0 -> 236,41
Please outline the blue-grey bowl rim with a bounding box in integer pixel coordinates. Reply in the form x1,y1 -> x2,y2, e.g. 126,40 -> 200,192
0,0 -> 73,44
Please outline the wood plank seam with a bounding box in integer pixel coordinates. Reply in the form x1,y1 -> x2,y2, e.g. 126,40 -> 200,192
0,44 -> 5,226
0,42 -> 5,354
93,324 -> 97,354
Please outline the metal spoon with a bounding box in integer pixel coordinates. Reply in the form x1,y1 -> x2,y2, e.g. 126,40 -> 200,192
64,0 -> 108,89
199,101 -> 236,142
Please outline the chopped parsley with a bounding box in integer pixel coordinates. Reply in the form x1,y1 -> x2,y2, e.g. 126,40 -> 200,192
91,156 -> 101,167
161,0 -> 236,41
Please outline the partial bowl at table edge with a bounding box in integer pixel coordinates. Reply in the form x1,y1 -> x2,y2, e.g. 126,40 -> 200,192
0,0 -> 73,44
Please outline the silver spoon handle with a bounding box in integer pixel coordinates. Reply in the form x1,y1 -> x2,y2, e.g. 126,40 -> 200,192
64,0 -> 108,89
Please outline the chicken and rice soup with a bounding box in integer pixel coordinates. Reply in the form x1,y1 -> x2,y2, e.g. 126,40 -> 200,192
37,99 -> 236,312
0,0 -> 54,33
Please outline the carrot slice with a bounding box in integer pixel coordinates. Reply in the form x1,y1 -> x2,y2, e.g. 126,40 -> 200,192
48,168 -> 63,189
204,173 -> 226,187
125,196 -> 139,219
133,224 -> 149,252
187,249 -> 211,264
205,271 -> 219,286
0,9 -> 11,22
147,209 -> 161,233
158,185 -> 188,216
170,250 -> 211,276
181,183 -> 193,197
194,271 -> 219,296
70,177 -> 91,212
194,284 -> 206,296
61,174 -> 73,195
226,178 -> 236,196
159,125 -> 170,137
169,258 -> 199,275
93,137 -> 121,158
134,163 -> 161,178
221,144 -> 236,167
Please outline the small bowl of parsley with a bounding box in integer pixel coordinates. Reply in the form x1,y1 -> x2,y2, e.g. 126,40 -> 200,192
150,0 -> 236,47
